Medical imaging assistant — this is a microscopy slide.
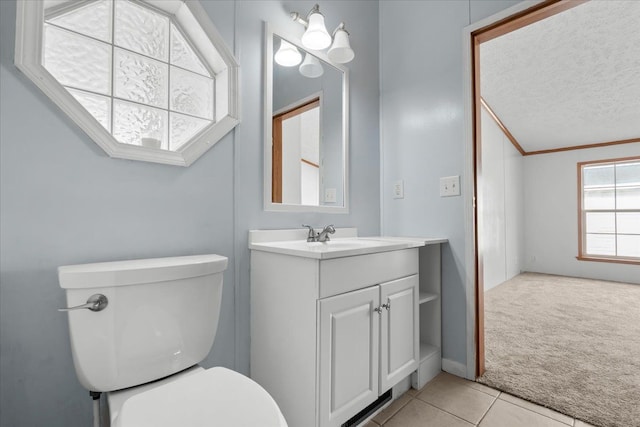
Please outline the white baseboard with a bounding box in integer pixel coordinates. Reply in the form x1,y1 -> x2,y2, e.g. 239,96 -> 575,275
442,358 -> 467,378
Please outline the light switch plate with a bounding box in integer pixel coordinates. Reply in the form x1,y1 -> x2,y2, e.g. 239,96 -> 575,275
393,180 -> 404,199
325,188 -> 337,203
440,176 -> 460,197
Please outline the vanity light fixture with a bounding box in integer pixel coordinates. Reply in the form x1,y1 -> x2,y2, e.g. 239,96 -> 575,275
299,53 -> 324,78
290,4 -> 355,64
328,23 -> 355,64
294,4 -> 331,50
274,39 -> 302,66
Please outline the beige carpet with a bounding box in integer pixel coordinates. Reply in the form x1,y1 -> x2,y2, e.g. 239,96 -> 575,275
478,272 -> 640,427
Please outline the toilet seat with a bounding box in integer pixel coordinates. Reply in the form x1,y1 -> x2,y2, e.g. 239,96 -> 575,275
114,367 -> 287,427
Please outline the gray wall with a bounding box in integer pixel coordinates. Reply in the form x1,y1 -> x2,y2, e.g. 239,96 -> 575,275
0,1 -> 380,426
379,0 -> 519,371
523,143 -> 640,284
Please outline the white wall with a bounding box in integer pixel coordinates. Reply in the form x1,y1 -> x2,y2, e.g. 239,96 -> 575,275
480,108 -> 525,291
281,116 -> 302,204
380,0 -> 520,372
523,143 -> 640,284
0,1 -> 380,425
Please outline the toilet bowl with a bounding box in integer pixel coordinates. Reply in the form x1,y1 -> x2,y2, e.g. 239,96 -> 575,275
58,255 -> 287,426
109,366 -> 287,427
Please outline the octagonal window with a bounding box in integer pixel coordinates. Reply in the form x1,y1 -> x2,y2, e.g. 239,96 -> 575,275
15,0 -> 239,166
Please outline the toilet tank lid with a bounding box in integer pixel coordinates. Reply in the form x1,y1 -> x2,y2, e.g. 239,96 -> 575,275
58,254 -> 228,289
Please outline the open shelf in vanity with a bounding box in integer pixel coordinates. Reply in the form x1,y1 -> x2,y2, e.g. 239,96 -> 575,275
414,241 -> 445,389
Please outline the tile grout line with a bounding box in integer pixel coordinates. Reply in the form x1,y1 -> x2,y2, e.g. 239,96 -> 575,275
467,382 -> 503,398
475,394 -> 500,426
496,394 -> 575,426
410,378 -> 501,426
412,397 -> 483,426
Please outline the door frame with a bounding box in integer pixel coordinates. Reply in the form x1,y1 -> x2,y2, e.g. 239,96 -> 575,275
462,0 -> 588,379
271,97 -> 321,203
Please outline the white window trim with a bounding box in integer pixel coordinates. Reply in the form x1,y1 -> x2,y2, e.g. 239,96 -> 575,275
577,156 -> 640,265
15,0 -> 240,167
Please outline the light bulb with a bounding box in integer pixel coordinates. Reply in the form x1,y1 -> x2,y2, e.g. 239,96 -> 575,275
299,53 -> 324,78
328,25 -> 354,64
301,10 -> 331,50
274,39 -> 302,66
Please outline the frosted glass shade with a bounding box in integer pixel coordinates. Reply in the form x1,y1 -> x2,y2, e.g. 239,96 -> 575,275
328,28 -> 354,64
274,39 -> 302,66
301,12 -> 331,50
299,53 -> 324,78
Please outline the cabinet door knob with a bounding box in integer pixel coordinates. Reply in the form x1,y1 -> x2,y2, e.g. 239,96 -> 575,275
382,303 -> 391,311
374,306 -> 382,314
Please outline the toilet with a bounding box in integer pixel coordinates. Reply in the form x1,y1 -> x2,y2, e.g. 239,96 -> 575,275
58,254 -> 287,427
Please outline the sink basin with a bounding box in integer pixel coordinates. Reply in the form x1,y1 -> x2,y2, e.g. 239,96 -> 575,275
249,237 -> 423,259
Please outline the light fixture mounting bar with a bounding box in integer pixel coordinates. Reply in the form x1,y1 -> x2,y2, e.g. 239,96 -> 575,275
290,3 -> 322,28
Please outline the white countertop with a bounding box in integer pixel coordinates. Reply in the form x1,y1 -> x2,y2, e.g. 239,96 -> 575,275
248,229 -> 447,260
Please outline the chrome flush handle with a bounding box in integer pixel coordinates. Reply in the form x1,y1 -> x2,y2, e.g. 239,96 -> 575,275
59,294 -> 108,312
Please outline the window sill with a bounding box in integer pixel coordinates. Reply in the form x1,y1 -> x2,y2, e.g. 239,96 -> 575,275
576,256 -> 640,266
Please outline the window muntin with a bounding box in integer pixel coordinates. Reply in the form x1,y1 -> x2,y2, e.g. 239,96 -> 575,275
579,157 -> 640,262
42,0 -> 215,151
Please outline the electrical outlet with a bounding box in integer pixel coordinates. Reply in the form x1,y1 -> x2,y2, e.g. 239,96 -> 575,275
440,176 -> 460,197
393,180 -> 404,199
325,188 -> 337,203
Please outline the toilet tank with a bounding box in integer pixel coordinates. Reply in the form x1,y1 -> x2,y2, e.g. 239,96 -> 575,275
58,254 -> 228,392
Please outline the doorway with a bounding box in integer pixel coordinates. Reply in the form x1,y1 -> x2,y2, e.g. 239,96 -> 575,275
468,0 -> 591,377
272,97 -> 321,205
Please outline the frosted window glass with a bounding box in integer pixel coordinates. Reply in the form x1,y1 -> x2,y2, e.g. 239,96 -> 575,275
618,235 -> 640,258
170,66 -> 214,119
113,100 -> 168,149
67,88 -> 112,131
170,23 -> 210,77
43,24 -> 111,95
585,212 -> 615,234
114,48 -> 168,108
114,0 -> 169,61
47,0 -> 113,43
586,234 -> 616,256
617,188 -> 640,209
583,165 -> 614,188
583,189 -> 615,210
617,213 -> 640,235
38,0 -> 234,155
169,113 -> 211,150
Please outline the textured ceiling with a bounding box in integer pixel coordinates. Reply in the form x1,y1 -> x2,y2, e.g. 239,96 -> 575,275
480,1 -> 640,153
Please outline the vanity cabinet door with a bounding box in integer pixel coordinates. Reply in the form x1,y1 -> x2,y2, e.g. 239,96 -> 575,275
379,275 -> 419,391
319,286 -> 380,427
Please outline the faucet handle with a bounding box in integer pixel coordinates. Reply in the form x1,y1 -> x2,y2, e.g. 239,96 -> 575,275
302,224 -> 317,241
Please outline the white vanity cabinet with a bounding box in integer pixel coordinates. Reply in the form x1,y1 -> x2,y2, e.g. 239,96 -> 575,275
250,245 -> 419,427
319,275 -> 418,427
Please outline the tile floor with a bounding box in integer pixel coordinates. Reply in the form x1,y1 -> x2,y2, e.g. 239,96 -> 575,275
363,372 -> 597,427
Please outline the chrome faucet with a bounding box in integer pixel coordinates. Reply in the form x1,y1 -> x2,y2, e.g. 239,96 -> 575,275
317,224 -> 336,242
302,224 -> 336,242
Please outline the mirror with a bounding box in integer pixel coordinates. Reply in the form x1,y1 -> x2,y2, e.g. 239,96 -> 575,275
264,25 -> 349,212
